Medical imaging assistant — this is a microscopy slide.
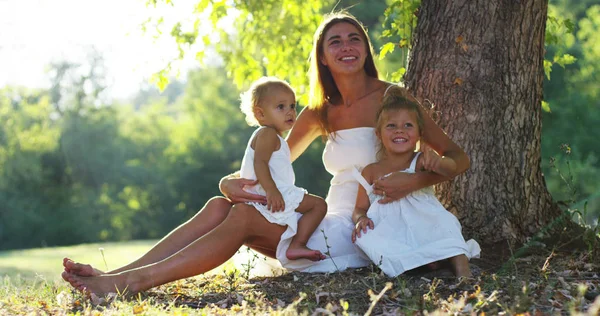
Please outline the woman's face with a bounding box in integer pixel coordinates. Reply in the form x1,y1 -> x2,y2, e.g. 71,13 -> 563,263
320,22 -> 367,76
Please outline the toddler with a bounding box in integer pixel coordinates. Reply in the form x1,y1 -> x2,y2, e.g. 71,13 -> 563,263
239,77 -> 327,262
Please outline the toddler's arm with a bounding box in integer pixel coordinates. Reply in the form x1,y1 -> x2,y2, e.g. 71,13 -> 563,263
253,128 -> 285,212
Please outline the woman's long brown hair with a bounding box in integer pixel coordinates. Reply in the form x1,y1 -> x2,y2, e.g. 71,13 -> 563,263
307,11 -> 379,135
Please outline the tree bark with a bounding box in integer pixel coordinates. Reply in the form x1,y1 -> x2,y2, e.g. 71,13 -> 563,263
404,0 -> 563,246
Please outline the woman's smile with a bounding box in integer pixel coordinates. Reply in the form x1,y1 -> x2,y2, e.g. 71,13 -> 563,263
321,22 -> 367,72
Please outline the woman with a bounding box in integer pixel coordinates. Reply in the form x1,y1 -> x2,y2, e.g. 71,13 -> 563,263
62,12 -> 469,295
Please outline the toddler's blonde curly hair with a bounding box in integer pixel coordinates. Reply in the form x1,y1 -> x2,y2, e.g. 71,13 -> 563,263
240,77 -> 295,127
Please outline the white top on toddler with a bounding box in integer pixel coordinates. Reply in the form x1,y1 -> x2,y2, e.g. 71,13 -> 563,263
240,127 -> 307,225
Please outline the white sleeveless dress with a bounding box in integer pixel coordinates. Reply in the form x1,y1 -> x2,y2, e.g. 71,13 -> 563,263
278,127 -> 377,272
240,127 -> 308,224
353,152 -> 481,277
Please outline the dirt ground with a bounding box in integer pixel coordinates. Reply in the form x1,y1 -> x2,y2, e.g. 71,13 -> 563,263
145,247 -> 599,315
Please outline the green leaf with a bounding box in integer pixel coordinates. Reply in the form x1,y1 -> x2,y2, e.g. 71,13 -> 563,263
541,100 -> 551,113
194,0 -> 210,13
150,70 -> 169,92
391,67 -> 406,82
563,19 -> 575,33
399,38 -> 408,48
379,42 -> 396,60
543,60 -> 553,80
553,54 -> 577,68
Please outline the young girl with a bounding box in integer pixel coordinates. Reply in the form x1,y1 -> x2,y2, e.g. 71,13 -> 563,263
239,76 -> 327,262
351,86 -> 480,278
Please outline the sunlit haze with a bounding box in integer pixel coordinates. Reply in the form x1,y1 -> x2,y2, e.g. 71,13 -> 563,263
0,0 -> 202,98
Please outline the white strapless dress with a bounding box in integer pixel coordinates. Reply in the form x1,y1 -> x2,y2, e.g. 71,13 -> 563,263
277,127 -> 377,272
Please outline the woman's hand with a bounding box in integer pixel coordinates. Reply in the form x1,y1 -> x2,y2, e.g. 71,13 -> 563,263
352,216 -> 374,243
372,172 -> 417,204
219,176 -> 267,204
421,143 -> 457,177
266,189 -> 285,212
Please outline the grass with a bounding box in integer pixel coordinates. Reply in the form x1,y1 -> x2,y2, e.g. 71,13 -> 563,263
1,240 -> 600,315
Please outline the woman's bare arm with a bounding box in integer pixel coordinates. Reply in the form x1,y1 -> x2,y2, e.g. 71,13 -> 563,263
417,103 -> 470,175
418,143 -> 458,177
286,107 -> 323,162
219,174 -> 267,204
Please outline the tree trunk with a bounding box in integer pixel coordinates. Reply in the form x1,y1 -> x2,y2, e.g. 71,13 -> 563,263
404,0 -> 562,246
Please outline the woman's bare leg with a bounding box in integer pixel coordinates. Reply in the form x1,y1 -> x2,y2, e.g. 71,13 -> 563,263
63,204 -> 285,296
63,197 -> 233,277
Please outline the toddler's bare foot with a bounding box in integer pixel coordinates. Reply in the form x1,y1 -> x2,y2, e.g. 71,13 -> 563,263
286,245 -> 326,261
63,258 -> 104,277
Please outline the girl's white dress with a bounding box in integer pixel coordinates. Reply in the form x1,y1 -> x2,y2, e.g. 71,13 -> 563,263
352,152 -> 481,277
240,126 -> 308,228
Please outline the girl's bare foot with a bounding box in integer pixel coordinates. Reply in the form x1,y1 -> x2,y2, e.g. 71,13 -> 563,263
286,245 -> 326,261
456,267 -> 473,278
426,260 -> 443,271
449,254 -> 472,278
63,258 -> 104,277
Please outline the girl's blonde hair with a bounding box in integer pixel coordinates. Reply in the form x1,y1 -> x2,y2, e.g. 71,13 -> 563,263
375,85 -> 424,160
307,11 -> 379,135
239,77 -> 295,127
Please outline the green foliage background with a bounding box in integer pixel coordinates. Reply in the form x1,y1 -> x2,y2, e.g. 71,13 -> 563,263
0,0 -> 598,250
542,0 -> 600,225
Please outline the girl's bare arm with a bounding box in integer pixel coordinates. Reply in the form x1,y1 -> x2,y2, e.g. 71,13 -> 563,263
352,166 -> 375,242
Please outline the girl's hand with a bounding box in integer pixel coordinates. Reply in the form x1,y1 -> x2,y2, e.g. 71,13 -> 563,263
267,189 -> 285,212
219,176 -> 267,204
372,172 -> 415,204
352,216 -> 374,242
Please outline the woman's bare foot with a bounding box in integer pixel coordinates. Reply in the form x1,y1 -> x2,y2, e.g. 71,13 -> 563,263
63,258 -> 104,277
62,272 -> 137,297
286,245 -> 326,261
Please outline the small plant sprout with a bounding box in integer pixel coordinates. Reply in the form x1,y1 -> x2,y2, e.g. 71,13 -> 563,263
99,247 -> 108,271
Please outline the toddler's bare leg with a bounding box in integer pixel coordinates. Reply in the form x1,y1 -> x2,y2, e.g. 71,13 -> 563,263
285,194 -> 327,261
449,254 -> 472,278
